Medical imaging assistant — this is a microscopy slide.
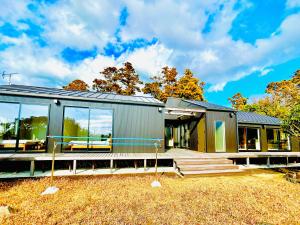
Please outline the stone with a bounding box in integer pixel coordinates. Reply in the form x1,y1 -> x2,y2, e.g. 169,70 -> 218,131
0,206 -> 11,222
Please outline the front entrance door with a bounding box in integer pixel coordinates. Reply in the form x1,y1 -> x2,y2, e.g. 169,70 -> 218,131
165,123 -> 190,149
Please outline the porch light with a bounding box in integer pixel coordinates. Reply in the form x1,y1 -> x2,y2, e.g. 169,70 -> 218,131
53,99 -> 60,105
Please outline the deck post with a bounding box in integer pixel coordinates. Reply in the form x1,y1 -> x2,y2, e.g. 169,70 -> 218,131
173,160 -> 176,170
144,159 -> 147,171
110,159 -> 113,173
246,157 -> 250,167
134,160 -> 138,169
92,161 -> 95,171
30,160 -> 35,176
267,157 -> 270,167
286,156 -> 289,165
73,160 -> 77,174
233,159 -> 236,165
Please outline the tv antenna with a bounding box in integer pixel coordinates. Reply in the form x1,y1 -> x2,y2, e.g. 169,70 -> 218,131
2,71 -> 18,85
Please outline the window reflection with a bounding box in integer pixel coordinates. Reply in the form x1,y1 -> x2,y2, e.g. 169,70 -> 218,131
89,109 -> 112,150
267,128 -> 290,151
238,127 -> 260,151
63,107 -> 89,151
18,104 -> 49,151
215,121 -> 225,152
0,103 -> 19,150
63,107 -> 113,151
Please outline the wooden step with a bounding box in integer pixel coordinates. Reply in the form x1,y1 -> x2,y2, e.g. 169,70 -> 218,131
179,164 -> 239,172
176,159 -> 233,166
181,169 -> 244,176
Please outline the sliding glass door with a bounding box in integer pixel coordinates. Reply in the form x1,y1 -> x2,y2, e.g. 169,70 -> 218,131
238,127 -> 261,151
0,103 -> 19,151
0,102 -> 49,152
63,107 -> 113,152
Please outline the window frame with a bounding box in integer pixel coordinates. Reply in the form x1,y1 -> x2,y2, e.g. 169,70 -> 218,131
62,105 -> 114,153
238,126 -> 262,152
0,101 -> 51,153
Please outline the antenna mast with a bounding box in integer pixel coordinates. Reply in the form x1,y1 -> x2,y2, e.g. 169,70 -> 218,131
2,71 -> 18,85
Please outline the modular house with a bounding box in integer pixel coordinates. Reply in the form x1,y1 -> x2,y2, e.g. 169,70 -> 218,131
0,85 -> 299,154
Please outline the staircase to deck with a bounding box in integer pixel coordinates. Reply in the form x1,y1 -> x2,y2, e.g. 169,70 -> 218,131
175,157 -> 243,176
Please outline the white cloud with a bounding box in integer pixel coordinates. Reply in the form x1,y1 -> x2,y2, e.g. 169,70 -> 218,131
120,44 -> 173,77
0,35 -> 72,85
286,0 -> 300,8
199,50 -> 219,63
39,0 -> 123,50
259,68 -> 273,76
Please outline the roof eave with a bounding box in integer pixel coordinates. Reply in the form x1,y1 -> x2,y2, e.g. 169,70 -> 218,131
0,90 -> 165,107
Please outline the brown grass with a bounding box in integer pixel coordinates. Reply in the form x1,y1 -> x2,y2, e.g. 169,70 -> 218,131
0,170 -> 300,225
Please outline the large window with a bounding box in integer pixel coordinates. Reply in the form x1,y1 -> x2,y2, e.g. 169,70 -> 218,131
267,128 -> 290,151
238,127 -> 260,151
63,107 -> 113,151
0,102 -> 49,152
215,121 -> 225,152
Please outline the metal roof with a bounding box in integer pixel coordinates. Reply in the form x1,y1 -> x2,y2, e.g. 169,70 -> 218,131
0,85 -> 164,106
237,111 -> 281,125
183,99 -> 235,112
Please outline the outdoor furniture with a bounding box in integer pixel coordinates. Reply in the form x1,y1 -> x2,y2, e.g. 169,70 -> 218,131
0,140 -> 44,151
69,139 -> 112,151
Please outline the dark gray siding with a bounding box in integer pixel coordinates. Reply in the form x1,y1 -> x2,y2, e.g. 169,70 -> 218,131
0,94 -> 164,153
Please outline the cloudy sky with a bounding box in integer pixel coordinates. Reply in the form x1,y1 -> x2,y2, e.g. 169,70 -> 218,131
0,0 -> 300,106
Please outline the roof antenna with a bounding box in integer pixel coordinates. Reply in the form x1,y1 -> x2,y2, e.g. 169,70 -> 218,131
2,71 -> 18,85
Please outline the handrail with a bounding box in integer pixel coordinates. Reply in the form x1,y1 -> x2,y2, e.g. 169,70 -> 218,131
47,135 -> 163,184
48,136 -> 163,141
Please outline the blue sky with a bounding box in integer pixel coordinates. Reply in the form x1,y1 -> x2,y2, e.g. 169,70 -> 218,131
0,0 -> 300,106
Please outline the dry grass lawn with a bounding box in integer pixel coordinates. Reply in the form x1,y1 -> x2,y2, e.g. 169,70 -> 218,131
0,170 -> 299,225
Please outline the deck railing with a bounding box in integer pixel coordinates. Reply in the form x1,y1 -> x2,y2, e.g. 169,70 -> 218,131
47,136 -> 163,184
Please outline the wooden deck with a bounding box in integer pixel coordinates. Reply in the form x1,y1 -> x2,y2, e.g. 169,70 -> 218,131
1,148 -> 299,161
0,149 -> 299,178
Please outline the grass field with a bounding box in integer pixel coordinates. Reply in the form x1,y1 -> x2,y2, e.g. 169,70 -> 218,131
0,170 -> 299,225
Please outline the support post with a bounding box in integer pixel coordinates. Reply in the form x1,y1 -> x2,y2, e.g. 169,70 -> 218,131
233,159 -> 236,165
286,156 -> 289,165
30,160 -> 35,176
144,159 -> 147,171
92,161 -> 95,171
246,157 -> 250,167
173,160 -> 176,170
134,160 -> 138,169
50,142 -> 57,186
110,159 -> 113,173
267,157 -> 270,167
73,160 -> 77,174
